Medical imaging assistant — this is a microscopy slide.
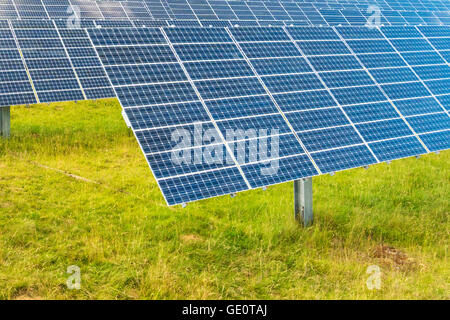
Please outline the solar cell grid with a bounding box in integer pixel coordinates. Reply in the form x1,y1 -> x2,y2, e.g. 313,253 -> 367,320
2,20 -> 450,204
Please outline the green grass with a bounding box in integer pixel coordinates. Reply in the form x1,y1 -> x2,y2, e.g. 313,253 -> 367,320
0,100 -> 448,300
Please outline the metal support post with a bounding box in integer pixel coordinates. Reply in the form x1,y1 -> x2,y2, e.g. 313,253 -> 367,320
0,106 -> 10,138
294,178 -> 313,227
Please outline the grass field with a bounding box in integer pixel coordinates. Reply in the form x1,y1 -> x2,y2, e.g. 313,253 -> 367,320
0,99 -> 448,300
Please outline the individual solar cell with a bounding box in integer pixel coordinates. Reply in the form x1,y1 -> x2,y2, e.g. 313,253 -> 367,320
70,56 -> 103,68
205,95 -> 279,120
419,130 -> 450,151
401,51 -> 446,65
14,28 -> 59,39
78,77 -> 111,89
132,20 -> 168,28
417,26 -> 450,38
331,86 -> 386,105
384,16 -> 407,25
308,55 -> 362,71
184,60 -> 254,80
115,82 -> 198,108
105,63 -> 187,86
382,82 -> 430,100
88,28 -> 166,46
0,70 -> 28,83
357,53 -> 406,68
216,114 -> 292,139
413,65 -> 450,80
84,88 -> 115,99
135,122 -> 219,154
311,145 -> 377,173
286,108 -> 350,132
390,38 -> 434,52
273,90 -> 337,112
336,26 -> 384,39
97,45 -> 177,65
427,38 -> 450,50
195,77 -> 265,100
436,95 -> 450,111
286,27 -> 339,40
0,81 -> 33,94
239,42 -> 300,58
297,125 -> 364,152
10,19 -> 56,29
261,73 -> 324,93
297,40 -> 351,55
356,119 -> 413,142
395,97 -> 445,116
66,46 -> 97,58
0,59 -> 27,71
407,113 -> 450,134
425,79 -> 450,95
174,43 -> 242,61
241,154 -> 318,189
164,27 -> 232,43
147,144 -> 233,180
369,67 -> 418,83
250,57 -> 312,75
33,79 -> 80,91
227,134 -> 305,164
230,27 -> 290,42
369,136 -> 427,161
344,102 -> 399,123
158,167 -> 248,206
37,90 -> 84,103
0,49 -> 20,60
95,20 -> 134,28
125,102 -> 210,130
231,21 -> 259,27
201,20 -> 231,28
319,70 -> 374,88
438,50 -> 450,64
0,93 -> 36,106
381,26 -> 423,38
346,40 -> 395,53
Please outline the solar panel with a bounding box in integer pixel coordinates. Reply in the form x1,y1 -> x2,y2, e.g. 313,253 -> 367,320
2,0 -> 450,28
11,19 -> 85,103
1,0 -> 450,206
85,25 -> 449,205
0,20 -> 37,106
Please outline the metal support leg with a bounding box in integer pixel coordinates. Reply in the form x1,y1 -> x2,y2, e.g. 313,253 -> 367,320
0,106 -> 10,138
294,178 -> 313,227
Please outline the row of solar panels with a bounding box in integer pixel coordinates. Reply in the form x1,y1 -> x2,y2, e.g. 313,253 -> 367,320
3,19 -> 450,108
2,0 -> 450,26
0,19 -> 114,106
1,20 -> 449,204
90,25 -> 449,205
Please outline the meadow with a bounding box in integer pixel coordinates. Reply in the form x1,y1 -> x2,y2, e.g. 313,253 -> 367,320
0,99 -> 448,299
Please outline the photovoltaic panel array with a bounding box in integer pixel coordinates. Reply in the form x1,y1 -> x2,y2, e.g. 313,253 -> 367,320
2,0 -> 450,27
0,20 -> 37,106
0,19 -> 116,106
86,26 -> 449,205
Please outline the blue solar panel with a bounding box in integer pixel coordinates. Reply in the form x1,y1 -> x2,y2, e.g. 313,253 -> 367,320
2,17 -> 450,204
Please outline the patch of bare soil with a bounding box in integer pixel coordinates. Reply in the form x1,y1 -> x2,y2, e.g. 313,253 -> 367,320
180,234 -> 203,243
372,245 -> 425,271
